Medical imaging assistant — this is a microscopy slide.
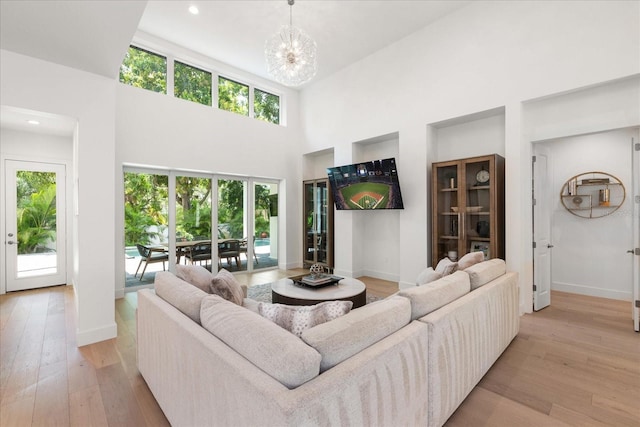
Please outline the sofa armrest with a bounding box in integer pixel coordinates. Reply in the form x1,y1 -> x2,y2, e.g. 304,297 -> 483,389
418,272 -> 519,427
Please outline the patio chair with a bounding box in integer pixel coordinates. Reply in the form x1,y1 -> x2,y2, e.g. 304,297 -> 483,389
185,242 -> 212,267
218,239 -> 241,268
239,237 -> 259,265
135,244 -> 169,280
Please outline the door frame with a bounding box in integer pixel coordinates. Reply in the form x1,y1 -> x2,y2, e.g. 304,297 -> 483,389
1,155 -> 72,293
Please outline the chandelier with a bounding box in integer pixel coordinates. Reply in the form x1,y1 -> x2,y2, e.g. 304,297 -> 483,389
265,0 -> 317,87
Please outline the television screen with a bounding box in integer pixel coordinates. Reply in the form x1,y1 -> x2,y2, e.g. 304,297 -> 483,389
327,158 -> 405,210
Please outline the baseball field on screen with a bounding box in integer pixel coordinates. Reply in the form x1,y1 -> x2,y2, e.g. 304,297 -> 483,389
338,182 -> 390,209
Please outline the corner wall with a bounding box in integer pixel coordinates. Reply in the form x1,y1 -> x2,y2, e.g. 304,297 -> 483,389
1,49 -> 117,345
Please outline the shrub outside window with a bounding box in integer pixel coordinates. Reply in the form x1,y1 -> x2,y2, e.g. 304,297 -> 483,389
254,89 -> 280,125
119,46 -> 167,94
174,61 -> 212,106
218,76 -> 249,116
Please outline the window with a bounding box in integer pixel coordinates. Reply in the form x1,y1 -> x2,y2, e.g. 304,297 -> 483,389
218,76 -> 249,116
119,46 -> 167,94
174,61 -> 212,106
254,89 -> 280,125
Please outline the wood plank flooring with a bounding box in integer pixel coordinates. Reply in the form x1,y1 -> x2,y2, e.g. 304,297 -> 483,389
1,273 -> 638,426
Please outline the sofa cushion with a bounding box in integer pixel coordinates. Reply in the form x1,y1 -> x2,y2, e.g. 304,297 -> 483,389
465,258 -> 506,290
435,257 -> 459,276
301,296 -> 411,372
416,267 -> 443,286
398,271 -> 470,320
458,251 -> 485,270
258,301 -> 352,337
154,271 -> 208,324
174,264 -> 212,293
200,294 -> 321,389
210,268 -> 244,306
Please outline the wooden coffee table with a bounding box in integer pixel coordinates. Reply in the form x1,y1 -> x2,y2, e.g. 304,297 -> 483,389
271,277 -> 367,308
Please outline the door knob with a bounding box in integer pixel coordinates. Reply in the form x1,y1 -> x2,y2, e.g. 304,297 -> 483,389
628,250 -> 635,254
547,244 -> 554,248
7,240 -> 16,245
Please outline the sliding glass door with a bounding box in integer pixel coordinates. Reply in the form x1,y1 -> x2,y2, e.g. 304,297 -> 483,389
124,169 -> 279,289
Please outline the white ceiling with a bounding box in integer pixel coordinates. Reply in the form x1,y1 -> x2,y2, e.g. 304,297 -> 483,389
0,0 -> 470,134
138,0 -> 471,85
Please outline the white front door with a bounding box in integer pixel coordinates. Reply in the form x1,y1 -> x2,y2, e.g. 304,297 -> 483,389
4,160 -> 67,291
533,146 -> 552,311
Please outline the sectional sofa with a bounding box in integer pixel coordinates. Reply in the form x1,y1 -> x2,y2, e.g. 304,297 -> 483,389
137,259 -> 519,426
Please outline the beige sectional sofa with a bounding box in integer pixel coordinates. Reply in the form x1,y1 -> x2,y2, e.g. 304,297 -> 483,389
137,259 -> 519,426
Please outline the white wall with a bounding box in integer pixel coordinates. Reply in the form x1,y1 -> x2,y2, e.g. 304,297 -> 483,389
0,129 -> 74,288
538,128 -> 636,300
1,49 -> 117,346
114,81 -> 304,296
299,0 -> 640,312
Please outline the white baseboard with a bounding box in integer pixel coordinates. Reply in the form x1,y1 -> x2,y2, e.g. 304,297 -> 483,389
76,322 -> 118,347
333,268 -> 355,278
115,288 -> 125,299
359,269 -> 399,282
552,281 -> 632,301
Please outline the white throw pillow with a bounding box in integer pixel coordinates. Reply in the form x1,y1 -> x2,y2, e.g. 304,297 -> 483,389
458,251 -> 485,270
434,257 -> 459,276
416,267 -> 443,286
258,301 -> 353,337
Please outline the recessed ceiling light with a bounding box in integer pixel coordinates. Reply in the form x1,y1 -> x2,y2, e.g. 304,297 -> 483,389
188,5 -> 199,15
27,120 -> 40,125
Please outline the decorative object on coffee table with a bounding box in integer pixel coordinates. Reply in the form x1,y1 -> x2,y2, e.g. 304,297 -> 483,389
309,263 -> 324,277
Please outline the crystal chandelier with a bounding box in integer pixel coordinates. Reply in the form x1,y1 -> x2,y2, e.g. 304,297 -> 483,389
265,0 -> 317,87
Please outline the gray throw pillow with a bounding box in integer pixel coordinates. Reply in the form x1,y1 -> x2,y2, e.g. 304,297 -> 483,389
258,301 -> 353,337
416,267 -> 443,286
174,264 -> 213,293
435,257 -> 459,276
210,268 -> 244,306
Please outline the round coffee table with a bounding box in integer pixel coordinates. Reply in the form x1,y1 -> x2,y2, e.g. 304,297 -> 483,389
271,277 -> 367,308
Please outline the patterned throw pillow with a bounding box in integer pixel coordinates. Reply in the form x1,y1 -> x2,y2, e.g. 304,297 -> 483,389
435,257 -> 459,276
210,268 -> 244,306
258,301 -> 353,337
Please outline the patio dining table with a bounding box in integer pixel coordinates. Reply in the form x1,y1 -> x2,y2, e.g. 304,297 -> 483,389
153,239 -> 235,264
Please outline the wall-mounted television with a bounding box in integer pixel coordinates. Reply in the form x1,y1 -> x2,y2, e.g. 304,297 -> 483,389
327,157 -> 405,210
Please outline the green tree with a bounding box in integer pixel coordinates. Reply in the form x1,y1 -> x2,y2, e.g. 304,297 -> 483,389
175,61 -> 212,106
176,176 -> 212,239
218,77 -> 248,116
254,89 -> 280,124
119,46 -> 167,94
17,184 -> 57,253
124,172 -> 168,246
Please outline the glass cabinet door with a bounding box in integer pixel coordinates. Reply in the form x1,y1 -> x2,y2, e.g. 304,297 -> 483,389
463,159 -> 492,258
303,178 -> 334,268
434,163 -> 461,262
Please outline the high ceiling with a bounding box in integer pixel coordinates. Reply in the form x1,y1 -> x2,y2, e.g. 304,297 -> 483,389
138,1 -> 471,85
0,0 -> 470,134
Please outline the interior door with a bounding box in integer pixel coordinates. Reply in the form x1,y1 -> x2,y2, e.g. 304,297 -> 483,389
5,160 -> 67,291
533,146 -> 552,311
632,135 -> 639,332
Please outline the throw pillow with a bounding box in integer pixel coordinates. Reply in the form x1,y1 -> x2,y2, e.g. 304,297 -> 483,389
458,251 -> 485,270
416,267 -> 443,286
174,264 -> 213,293
258,301 -> 353,337
435,257 -> 459,276
210,268 -> 244,306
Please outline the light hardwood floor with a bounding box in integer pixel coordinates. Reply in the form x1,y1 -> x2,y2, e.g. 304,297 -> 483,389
1,271 -> 638,426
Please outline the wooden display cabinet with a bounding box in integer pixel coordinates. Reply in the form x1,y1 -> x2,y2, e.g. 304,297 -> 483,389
303,179 -> 334,269
431,154 -> 505,266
